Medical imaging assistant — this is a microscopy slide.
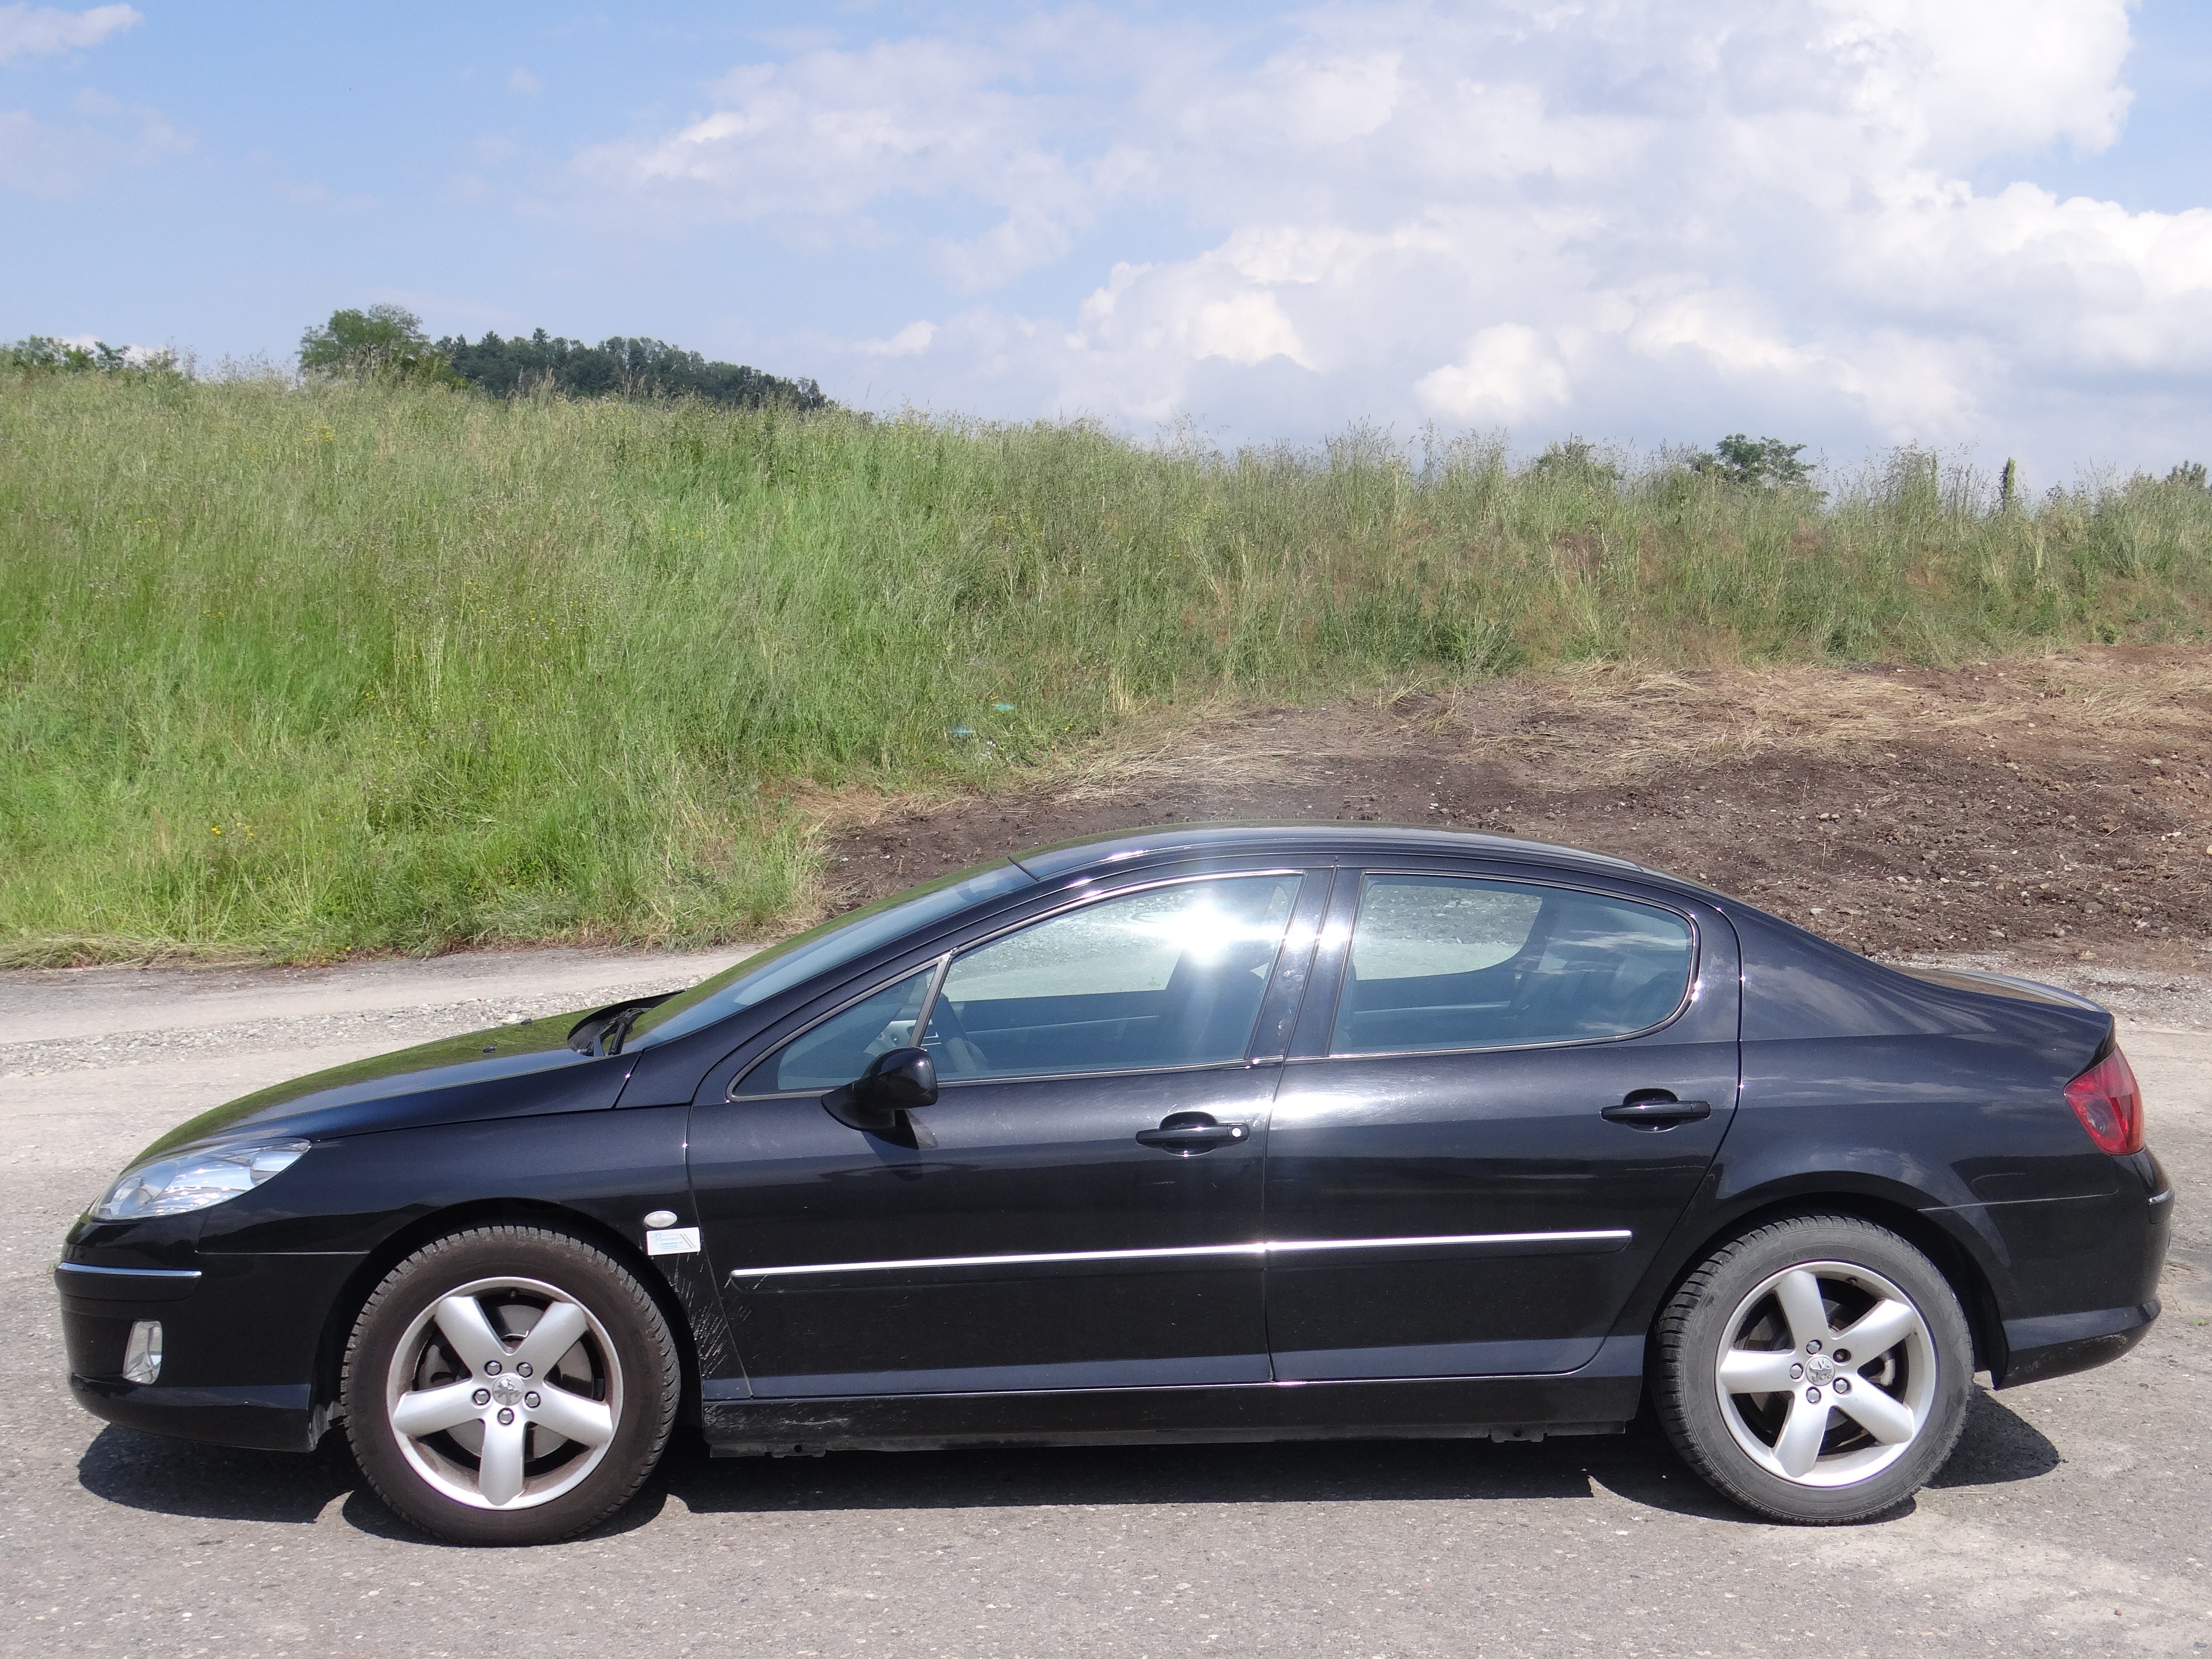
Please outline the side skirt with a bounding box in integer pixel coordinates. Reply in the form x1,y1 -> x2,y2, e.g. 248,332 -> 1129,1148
702,1370 -> 1642,1457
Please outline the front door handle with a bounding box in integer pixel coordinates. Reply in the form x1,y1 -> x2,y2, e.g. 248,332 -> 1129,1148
1135,1112 -> 1251,1155
1602,1093 -> 1713,1129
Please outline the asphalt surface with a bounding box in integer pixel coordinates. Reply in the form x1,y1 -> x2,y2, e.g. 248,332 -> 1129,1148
2,951 -> 2206,1658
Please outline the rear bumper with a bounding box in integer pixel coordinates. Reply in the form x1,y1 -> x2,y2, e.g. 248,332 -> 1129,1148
1998,1298 -> 2160,1388
1982,1152 -> 2171,1388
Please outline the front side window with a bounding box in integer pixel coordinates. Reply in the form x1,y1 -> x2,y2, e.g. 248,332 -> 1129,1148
747,965 -> 937,1094
928,874 -> 1302,1082
1332,875 -> 1694,1055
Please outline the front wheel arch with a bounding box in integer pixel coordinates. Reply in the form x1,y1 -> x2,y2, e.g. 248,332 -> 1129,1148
311,1198 -> 701,1439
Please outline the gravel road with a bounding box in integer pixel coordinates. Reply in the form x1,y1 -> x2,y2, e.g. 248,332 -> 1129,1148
3,949 -> 2206,1657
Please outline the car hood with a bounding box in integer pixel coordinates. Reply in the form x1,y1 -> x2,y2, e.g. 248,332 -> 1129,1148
131,1005 -> 633,1163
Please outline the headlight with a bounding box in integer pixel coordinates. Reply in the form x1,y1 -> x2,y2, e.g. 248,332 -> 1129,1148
90,1139 -> 311,1222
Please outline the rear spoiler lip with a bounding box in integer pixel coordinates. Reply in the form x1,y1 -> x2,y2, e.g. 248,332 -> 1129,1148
1888,963 -> 2108,1016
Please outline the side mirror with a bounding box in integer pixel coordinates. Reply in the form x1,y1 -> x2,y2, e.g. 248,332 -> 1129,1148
857,1046 -> 938,1111
822,1046 -> 937,1133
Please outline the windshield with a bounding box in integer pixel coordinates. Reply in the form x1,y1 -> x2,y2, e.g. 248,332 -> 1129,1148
625,858 -> 1038,1049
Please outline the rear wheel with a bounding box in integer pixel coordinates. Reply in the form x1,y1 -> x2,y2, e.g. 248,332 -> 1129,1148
1654,1215 -> 1972,1523
342,1225 -> 680,1545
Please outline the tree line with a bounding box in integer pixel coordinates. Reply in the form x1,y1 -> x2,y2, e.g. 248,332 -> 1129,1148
296,304 -> 830,411
11,312 -> 2209,493
2,336 -> 181,375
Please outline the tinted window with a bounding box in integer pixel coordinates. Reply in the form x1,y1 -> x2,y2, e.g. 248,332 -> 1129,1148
628,859 -> 1034,1048
931,875 -> 1301,1081
1331,875 -> 1693,1055
750,966 -> 937,1093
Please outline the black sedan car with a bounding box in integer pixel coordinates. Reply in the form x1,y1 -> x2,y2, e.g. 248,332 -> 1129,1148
57,826 -> 2170,1542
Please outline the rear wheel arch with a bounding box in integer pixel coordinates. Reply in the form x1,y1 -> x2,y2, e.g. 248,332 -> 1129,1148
312,1198 -> 701,1437
1651,1210 -> 1975,1521
1639,1190 -> 2006,1381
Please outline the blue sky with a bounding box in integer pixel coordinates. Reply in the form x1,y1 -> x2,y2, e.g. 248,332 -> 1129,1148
4,1 -> 2209,479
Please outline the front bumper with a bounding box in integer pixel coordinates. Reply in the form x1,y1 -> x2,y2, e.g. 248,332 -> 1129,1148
56,1250 -> 361,1453
67,1374 -> 320,1452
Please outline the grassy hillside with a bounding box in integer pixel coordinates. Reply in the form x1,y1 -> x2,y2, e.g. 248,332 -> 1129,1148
4,374 -> 2208,962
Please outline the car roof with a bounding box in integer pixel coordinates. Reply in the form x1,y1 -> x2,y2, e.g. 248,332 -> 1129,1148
1010,823 -> 1675,887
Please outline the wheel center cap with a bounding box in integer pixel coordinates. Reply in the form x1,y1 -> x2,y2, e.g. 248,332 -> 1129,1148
489,1375 -> 526,1406
1804,1355 -> 1836,1384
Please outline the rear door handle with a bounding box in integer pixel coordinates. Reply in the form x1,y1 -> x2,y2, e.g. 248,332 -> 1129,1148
1601,1095 -> 1713,1129
1135,1112 -> 1251,1155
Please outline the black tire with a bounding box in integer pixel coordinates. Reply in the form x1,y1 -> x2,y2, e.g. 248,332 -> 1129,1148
1653,1214 -> 1972,1524
342,1225 -> 680,1546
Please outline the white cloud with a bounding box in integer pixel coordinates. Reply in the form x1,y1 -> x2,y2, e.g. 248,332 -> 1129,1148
0,107 -> 64,189
0,85 -> 185,193
1416,324 -> 1571,424
0,3 -> 138,64
856,320 -> 936,356
0,6 -> 166,194
579,0 -> 2212,468
508,66 -> 540,95
575,37 -> 1101,284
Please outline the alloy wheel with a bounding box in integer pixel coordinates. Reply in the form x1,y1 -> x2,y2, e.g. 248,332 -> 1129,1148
382,1275 -> 623,1510
1712,1259 -> 1937,1488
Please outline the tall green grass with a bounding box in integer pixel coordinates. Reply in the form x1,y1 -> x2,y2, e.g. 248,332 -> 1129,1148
4,375 -> 2207,961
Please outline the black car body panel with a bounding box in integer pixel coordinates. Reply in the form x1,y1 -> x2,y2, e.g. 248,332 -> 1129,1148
1716,904 -> 2162,1385
683,856 -> 1325,1403
56,825 -> 2170,1459
1261,861 -> 1741,1384
129,1017 -> 633,1159
695,1371 -> 1646,1457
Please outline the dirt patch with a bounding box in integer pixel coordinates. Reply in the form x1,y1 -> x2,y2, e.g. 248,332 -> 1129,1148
824,646 -> 2212,984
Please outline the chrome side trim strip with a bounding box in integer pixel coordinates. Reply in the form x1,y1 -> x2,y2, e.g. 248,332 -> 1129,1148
1265,1230 -> 1632,1255
56,1261 -> 202,1279
728,1230 -> 1631,1281
734,1243 -> 1269,1279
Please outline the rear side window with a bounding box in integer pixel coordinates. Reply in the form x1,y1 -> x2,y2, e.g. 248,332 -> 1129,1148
931,874 -> 1302,1081
1331,875 -> 1693,1055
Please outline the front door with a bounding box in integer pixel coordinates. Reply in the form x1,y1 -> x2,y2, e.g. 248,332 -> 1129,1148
1263,868 -> 1740,1380
688,869 -> 1317,1397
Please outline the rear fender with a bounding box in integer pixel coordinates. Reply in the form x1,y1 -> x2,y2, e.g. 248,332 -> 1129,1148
1622,1167 -> 2015,1378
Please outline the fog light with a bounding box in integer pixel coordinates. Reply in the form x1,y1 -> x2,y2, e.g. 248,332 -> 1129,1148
122,1320 -> 162,1385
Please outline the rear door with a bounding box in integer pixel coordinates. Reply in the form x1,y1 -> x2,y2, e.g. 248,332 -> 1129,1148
1263,865 -> 1740,1379
688,867 -> 1326,1397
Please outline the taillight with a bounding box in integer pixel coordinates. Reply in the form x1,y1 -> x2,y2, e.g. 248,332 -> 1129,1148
2065,1049 -> 2145,1155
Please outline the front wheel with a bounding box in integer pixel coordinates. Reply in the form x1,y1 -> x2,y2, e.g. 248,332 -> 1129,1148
342,1225 -> 680,1545
1653,1215 -> 1973,1523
